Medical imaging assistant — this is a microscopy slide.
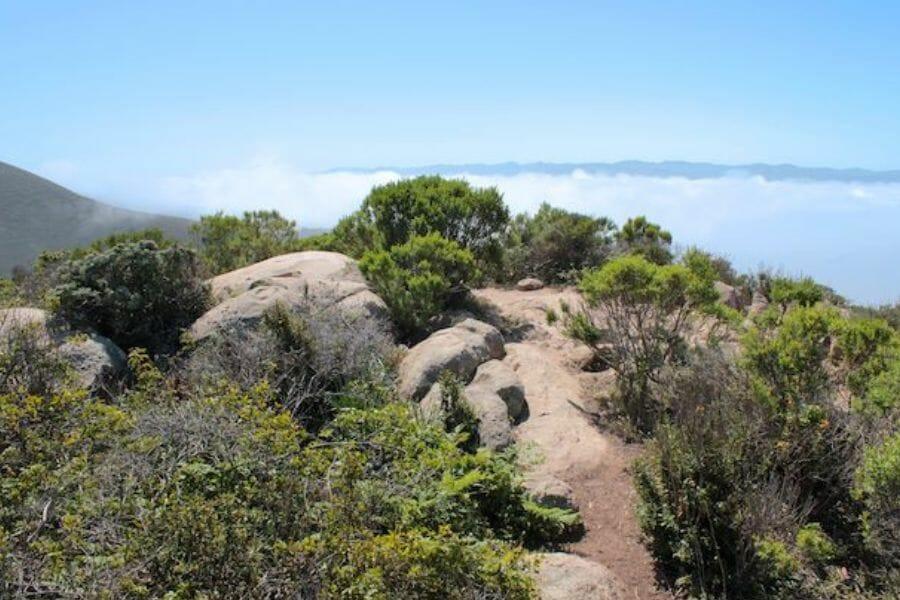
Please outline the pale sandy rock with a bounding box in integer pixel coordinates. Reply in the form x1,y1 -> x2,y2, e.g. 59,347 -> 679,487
516,277 -> 545,291
714,280 -> 743,310
537,553 -> 624,600
397,319 -> 504,401
0,308 -> 125,389
207,251 -> 365,302
463,385 -> 513,450
190,252 -> 389,342
748,290 -> 770,316
470,359 -> 527,422
525,474 -> 578,510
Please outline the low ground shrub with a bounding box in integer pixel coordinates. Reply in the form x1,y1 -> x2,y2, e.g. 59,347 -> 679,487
184,301 -> 395,431
0,355 -> 573,598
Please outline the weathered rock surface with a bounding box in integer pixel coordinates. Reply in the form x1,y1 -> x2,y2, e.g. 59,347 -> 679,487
516,277 -> 545,291
748,290 -> 770,316
537,553 -> 625,600
397,319 -> 504,401
207,251 -> 365,302
714,281 -> 743,310
0,308 -> 126,388
470,359 -> 527,422
190,252 -> 389,341
524,474 -> 578,510
463,385 -> 513,449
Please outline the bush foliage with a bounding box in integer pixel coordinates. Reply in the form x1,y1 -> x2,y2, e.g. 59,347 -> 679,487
571,253 -> 721,432
360,234 -> 479,338
191,210 -> 301,275
54,241 -> 210,355
0,350 -> 573,598
503,203 -> 617,283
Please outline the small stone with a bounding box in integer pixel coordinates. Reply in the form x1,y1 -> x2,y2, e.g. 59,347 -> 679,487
517,278 -> 545,291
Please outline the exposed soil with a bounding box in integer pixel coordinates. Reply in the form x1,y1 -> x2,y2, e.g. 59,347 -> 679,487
474,287 -> 674,600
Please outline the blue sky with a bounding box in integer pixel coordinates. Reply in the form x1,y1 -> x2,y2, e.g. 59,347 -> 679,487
2,1 -> 899,304
2,1 -> 900,175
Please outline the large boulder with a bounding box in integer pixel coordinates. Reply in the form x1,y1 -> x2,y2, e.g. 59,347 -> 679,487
0,308 -> 126,389
189,252 -> 390,341
463,385 -> 513,450
398,319 -> 505,401
207,251 -> 366,302
470,359 -> 527,422
536,553 -> 624,600
714,281 -> 743,310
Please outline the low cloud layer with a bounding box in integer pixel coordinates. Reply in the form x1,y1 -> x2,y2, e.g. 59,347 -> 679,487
91,159 -> 900,305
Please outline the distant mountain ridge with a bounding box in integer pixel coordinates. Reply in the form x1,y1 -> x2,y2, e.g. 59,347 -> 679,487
342,160 -> 900,183
0,160 -> 192,275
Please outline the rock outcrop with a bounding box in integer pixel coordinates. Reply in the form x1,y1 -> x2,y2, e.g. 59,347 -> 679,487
400,319 -> 529,450
748,290 -> 770,316
714,281 -> 743,310
537,553 -> 625,600
398,319 -> 504,401
190,251 -> 390,341
470,359 -> 527,422
0,307 -> 126,389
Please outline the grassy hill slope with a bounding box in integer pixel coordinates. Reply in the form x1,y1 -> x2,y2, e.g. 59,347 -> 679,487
0,161 -> 192,274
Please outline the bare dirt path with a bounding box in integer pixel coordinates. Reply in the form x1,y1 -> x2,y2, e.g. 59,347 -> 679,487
474,287 -> 674,600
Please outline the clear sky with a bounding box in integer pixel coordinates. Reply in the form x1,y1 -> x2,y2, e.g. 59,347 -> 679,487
3,1 -> 900,305
2,0 -> 900,177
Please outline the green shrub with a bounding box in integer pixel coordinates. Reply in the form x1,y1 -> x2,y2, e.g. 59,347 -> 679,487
859,358 -> 900,416
0,360 -> 571,598
853,432 -> 900,572
340,176 -> 509,269
770,276 -> 825,310
635,348 -> 871,598
573,253 -> 719,433
191,210 -> 301,275
616,216 -> 673,265
0,278 -> 20,308
54,241 -> 210,355
833,317 -> 898,398
359,234 -> 479,338
743,305 -> 839,407
503,203 -> 616,283
795,523 -> 837,565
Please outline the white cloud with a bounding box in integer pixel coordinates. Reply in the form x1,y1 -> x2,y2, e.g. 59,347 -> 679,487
138,159 -> 900,304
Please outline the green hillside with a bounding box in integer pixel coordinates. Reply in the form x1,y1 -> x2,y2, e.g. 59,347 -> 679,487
0,161 -> 191,274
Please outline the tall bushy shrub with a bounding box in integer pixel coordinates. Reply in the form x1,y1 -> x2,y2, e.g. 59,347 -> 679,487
616,216 -> 674,265
54,241 -> 210,355
359,234 -> 479,338
743,305 -> 839,407
191,210 -> 301,275
504,203 -> 617,283
636,349 -> 868,599
572,253 -> 720,432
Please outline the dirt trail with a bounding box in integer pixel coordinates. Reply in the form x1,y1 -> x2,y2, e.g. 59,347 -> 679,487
474,287 -> 673,600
